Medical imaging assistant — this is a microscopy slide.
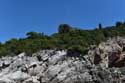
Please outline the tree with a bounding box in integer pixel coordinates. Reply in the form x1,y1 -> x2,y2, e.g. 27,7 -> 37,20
26,32 -> 44,39
5,38 -> 19,54
116,21 -> 123,27
99,23 -> 102,29
58,24 -> 71,34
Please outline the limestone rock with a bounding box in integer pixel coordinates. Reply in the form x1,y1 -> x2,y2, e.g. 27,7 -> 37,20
88,37 -> 125,68
0,37 -> 125,83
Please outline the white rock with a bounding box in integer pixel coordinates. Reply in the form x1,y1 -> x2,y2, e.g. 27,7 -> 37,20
9,71 -> 30,80
18,52 -> 25,58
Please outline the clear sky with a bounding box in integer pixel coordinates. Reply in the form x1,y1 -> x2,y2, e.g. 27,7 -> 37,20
0,0 -> 125,42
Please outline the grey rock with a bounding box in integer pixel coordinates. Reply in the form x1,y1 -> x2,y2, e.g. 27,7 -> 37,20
0,37 -> 125,83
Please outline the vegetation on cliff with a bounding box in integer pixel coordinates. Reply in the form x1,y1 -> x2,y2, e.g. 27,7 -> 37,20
0,21 -> 125,57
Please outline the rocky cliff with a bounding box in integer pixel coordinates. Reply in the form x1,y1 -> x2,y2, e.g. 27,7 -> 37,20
0,37 -> 125,83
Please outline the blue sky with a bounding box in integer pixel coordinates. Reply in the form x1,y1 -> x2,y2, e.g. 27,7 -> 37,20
0,0 -> 125,42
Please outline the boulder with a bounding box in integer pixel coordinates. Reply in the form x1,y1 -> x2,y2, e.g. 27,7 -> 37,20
88,37 -> 125,68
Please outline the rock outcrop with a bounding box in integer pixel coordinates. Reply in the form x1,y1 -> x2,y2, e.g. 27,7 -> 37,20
88,37 -> 125,68
0,37 -> 125,83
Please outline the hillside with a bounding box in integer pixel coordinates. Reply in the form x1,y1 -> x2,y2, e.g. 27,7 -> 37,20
0,22 -> 125,57
0,37 -> 125,83
0,22 -> 125,83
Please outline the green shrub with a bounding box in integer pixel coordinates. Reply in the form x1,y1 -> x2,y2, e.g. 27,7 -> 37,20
0,22 -> 125,57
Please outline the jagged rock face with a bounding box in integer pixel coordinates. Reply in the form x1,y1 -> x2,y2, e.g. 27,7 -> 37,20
1,37 -> 125,83
0,49 -> 123,83
88,37 -> 125,68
